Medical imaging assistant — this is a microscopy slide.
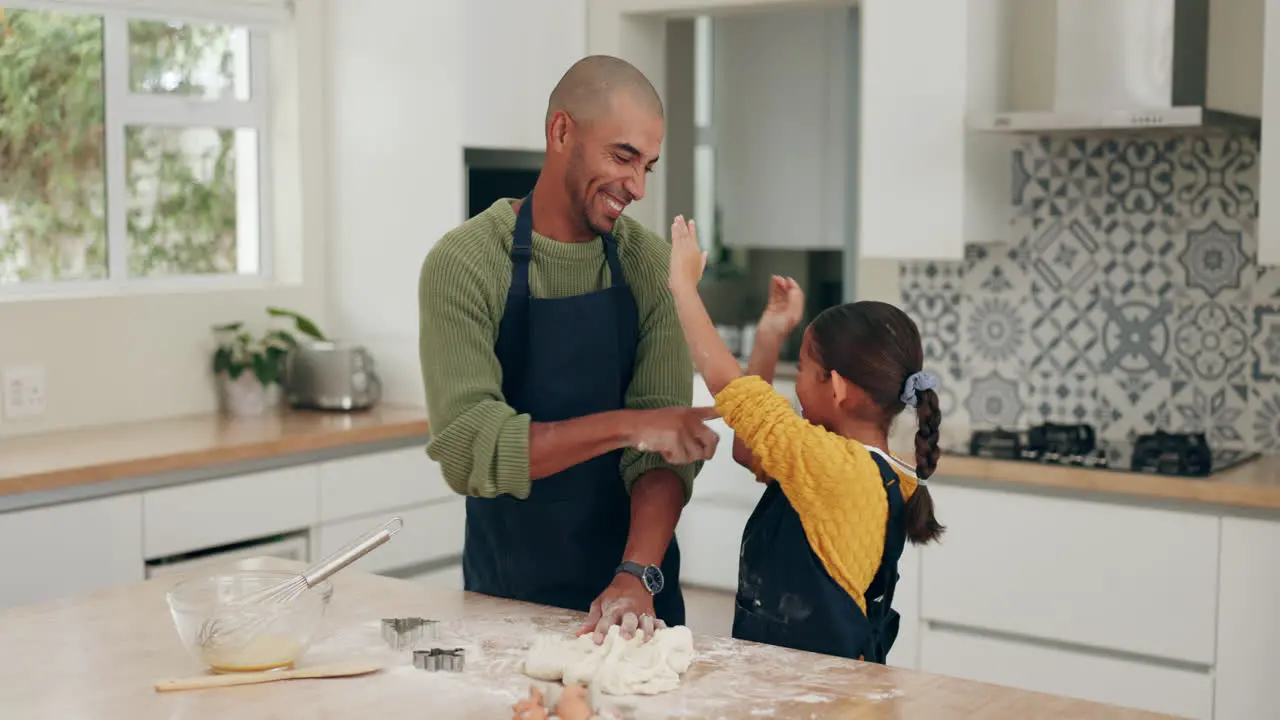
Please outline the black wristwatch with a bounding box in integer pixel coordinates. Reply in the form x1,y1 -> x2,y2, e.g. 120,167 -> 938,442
616,561 -> 664,595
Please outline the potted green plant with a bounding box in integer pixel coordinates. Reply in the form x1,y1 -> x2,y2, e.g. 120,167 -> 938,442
212,307 -> 327,416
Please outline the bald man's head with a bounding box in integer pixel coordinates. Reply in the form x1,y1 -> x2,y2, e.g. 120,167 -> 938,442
545,55 -> 664,127
540,55 -> 664,238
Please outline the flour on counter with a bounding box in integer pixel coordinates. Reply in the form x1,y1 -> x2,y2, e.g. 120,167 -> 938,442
295,613 -> 904,719
522,625 -> 696,696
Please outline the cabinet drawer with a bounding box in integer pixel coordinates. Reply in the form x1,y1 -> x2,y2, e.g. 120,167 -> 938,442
319,446 -> 450,522
314,498 -> 464,575
691,374 -> 796,504
1214,517 -> 1280,720
409,563 -> 464,590
689,411 -> 766,504
676,498 -> 753,592
921,625 -> 1212,720
0,495 -> 143,609
921,485 -> 1219,664
886,543 -> 921,671
690,452 -> 765,505
143,465 -> 319,560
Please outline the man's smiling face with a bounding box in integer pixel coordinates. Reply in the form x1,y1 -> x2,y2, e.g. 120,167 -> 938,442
564,91 -> 663,236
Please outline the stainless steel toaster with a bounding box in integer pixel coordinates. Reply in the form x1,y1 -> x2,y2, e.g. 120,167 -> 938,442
285,340 -> 382,411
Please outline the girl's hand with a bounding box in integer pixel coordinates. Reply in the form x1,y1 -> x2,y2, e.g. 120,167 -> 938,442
758,275 -> 805,337
667,215 -> 707,293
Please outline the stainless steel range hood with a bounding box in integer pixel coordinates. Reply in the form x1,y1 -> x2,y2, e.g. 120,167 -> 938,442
970,0 -> 1262,134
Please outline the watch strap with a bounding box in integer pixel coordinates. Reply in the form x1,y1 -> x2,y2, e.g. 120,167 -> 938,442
615,561 -> 660,594
616,561 -> 646,577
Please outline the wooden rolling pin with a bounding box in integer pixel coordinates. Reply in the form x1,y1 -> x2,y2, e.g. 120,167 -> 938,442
155,662 -> 384,692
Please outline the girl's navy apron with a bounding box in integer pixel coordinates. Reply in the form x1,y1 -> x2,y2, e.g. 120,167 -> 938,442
732,449 -> 907,661
461,194 -> 685,627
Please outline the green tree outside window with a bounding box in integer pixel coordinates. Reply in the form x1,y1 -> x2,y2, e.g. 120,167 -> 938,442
0,8 -> 256,284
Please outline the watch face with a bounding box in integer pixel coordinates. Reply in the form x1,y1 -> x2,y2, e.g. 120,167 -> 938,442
642,565 -> 664,594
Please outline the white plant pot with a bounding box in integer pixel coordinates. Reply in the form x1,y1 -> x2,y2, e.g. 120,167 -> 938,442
218,371 -> 280,417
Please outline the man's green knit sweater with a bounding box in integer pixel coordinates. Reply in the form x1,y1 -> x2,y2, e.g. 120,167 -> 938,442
418,198 -> 699,501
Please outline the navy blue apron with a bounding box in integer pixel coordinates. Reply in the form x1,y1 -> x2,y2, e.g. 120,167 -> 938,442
461,194 -> 685,626
732,451 -> 906,661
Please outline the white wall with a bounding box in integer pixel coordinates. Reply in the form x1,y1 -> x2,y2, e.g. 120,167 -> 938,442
0,2 -> 331,439
324,0 -> 464,408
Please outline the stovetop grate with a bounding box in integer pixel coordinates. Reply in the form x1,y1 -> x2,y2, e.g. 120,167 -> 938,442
960,425 -> 1259,478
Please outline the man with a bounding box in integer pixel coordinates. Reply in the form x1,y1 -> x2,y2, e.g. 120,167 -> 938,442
418,55 -> 719,641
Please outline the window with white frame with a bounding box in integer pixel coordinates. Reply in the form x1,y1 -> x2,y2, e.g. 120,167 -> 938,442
0,0 -> 290,292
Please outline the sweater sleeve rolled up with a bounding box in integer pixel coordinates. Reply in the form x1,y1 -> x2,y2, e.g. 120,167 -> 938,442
418,234 -> 533,499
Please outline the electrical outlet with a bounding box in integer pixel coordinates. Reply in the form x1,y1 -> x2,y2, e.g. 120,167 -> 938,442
3,366 -> 47,419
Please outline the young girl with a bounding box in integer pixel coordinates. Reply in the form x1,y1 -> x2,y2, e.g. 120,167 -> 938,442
667,216 -> 944,662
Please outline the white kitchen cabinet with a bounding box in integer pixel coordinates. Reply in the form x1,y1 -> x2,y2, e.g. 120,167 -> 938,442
463,0 -> 586,151
921,625 -> 1213,719
409,563 -> 465,590
1214,516 -> 1280,720
318,445 -> 450,522
714,7 -> 850,250
0,495 -> 143,610
690,372 -> 781,502
679,377 -> 759,590
314,497 -> 465,576
688,434 -> 764,505
921,485 -> 1219,665
675,495 -> 753,591
141,465 -> 320,560
859,0 -> 1011,260
885,543 -> 920,670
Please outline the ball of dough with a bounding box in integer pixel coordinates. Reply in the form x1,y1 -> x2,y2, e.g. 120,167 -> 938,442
520,625 -> 696,696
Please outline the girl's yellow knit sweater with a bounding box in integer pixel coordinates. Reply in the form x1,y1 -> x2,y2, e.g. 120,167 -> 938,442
714,375 -> 919,613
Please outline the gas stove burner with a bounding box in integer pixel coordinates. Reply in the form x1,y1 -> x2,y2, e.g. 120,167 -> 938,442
1131,431 -> 1213,477
969,428 -> 1021,459
1026,422 -> 1096,458
960,425 -> 1259,477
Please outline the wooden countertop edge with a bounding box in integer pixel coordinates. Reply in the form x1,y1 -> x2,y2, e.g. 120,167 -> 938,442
937,453 -> 1280,512
0,416 -> 430,499
3,403 -> 1277,514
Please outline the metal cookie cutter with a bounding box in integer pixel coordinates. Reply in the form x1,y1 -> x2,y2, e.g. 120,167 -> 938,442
381,617 -> 439,650
412,647 -> 465,672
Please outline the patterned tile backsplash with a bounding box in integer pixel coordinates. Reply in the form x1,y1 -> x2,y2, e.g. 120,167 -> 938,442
899,133 -> 1280,453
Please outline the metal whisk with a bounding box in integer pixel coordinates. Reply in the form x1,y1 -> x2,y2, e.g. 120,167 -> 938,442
197,517 -> 404,652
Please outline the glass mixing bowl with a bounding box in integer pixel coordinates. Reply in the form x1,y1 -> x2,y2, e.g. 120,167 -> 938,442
166,570 -> 333,673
